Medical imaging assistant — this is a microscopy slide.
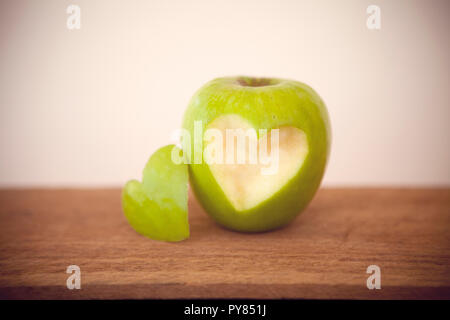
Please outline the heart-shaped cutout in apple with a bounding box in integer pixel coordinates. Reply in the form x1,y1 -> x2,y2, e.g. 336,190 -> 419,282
205,114 -> 309,212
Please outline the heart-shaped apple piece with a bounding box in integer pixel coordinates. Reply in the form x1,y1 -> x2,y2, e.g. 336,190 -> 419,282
205,114 -> 309,211
122,145 -> 189,242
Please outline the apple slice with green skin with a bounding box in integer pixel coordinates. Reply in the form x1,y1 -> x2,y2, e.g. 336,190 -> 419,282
182,76 -> 331,232
122,145 -> 189,242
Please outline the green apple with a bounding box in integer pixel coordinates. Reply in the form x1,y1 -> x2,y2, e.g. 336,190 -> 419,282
122,145 -> 189,241
182,76 -> 331,232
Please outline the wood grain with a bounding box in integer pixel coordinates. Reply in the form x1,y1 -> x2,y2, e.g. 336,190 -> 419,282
0,188 -> 449,299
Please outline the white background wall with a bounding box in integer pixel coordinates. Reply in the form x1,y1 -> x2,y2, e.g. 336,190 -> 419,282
1,0 -> 449,187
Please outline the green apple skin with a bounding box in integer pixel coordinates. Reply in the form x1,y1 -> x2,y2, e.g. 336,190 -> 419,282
122,145 -> 189,242
182,76 -> 331,232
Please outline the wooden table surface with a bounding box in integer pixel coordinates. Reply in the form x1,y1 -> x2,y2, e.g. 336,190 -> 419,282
0,188 -> 449,299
